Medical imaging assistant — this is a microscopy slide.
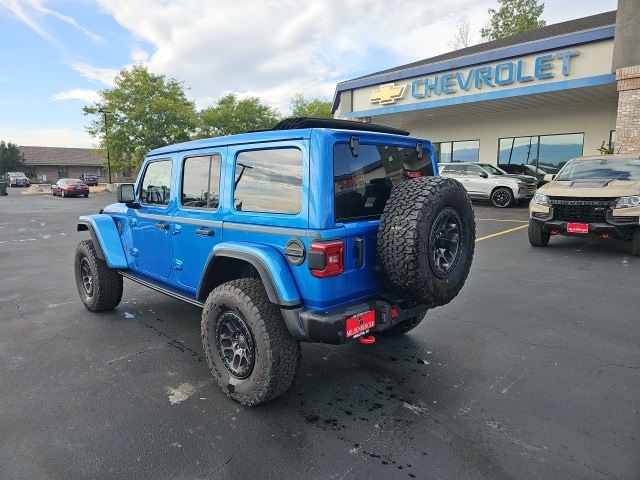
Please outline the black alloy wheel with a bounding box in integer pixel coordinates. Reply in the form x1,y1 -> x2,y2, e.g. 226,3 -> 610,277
429,206 -> 462,279
79,257 -> 94,297
215,311 -> 255,379
490,187 -> 514,208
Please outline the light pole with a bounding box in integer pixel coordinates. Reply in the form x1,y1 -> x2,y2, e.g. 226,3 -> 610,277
98,109 -> 113,184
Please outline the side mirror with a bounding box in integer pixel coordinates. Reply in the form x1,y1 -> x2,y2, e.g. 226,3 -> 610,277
479,172 -> 488,178
117,183 -> 138,207
543,173 -> 555,182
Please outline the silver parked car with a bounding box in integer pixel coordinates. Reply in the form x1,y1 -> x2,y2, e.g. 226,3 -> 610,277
439,162 -> 537,207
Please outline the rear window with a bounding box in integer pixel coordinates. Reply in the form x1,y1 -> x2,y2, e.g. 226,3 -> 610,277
333,143 -> 433,221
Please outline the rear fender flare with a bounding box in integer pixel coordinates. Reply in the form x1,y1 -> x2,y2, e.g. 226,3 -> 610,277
199,242 -> 301,307
77,215 -> 128,268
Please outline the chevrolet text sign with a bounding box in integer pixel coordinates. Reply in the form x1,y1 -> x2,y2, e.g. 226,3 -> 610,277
411,50 -> 580,98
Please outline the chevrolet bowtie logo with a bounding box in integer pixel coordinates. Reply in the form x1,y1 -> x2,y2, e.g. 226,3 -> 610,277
370,83 -> 406,105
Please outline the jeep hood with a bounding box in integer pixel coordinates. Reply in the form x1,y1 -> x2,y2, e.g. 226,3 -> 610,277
539,180 -> 640,197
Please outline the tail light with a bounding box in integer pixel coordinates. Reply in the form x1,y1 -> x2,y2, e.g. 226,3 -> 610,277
309,240 -> 344,277
406,171 -> 422,178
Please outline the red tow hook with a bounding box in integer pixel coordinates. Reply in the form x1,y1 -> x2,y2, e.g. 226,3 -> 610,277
358,335 -> 376,345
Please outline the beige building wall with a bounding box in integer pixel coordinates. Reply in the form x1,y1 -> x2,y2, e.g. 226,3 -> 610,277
402,99 -> 618,164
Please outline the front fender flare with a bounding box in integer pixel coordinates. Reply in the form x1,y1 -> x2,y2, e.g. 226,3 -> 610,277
77,215 -> 128,268
200,242 -> 301,307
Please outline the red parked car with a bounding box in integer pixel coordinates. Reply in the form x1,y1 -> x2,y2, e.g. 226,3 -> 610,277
52,178 -> 90,198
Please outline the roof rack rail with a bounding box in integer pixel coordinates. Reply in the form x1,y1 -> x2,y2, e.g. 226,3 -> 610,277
272,117 -> 410,136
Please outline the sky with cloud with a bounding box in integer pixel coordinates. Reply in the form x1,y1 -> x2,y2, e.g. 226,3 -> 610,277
0,0 -> 618,148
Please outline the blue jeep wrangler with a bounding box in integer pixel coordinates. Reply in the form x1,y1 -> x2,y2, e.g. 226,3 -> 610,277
75,117 -> 475,406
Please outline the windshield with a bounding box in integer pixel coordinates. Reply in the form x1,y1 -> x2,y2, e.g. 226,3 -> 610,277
555,157 -> 640,181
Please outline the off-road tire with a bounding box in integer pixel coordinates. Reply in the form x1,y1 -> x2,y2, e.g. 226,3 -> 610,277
377,310 -> 427,337
74,239 -> 123,311
377,176 -> 475,307
631,227 -> 640,256
528,219 -> 550,247
491,187 -> 514,208
201,278 -> 301,406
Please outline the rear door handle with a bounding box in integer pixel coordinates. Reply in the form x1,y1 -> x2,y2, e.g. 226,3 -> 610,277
195,227 -> 214,237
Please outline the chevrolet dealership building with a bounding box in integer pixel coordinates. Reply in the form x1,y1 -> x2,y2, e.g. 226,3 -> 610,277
332,2 -> 640,174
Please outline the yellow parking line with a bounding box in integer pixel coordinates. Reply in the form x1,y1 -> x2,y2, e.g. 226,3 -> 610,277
475,218 -> 529,223
476,224 -> 529,242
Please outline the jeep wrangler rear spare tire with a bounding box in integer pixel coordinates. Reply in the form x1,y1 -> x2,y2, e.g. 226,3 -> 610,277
74,239 -> 123,311
201,278 -> 301,406
377,176 -> 475,307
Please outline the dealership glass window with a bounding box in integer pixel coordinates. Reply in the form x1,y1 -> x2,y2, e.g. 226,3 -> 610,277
498,133 -> 584,174
434,140 -> 479,163
233,148 -> 303,214
609,130 -> 616,152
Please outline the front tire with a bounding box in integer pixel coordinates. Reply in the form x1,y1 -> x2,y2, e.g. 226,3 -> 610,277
491,187 -> 514,208
201,278 -> 301,406
378,177 -> 475,307
74,240 -> 123,311
631,227 -> 640,256
528,219 -> 550,247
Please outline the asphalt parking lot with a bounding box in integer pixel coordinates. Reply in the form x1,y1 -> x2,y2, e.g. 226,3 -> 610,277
1,190 -> 638,480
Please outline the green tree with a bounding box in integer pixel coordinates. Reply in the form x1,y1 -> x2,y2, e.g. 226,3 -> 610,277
196,93 -> 281,138
480,0 -> 546,41
84,65 -> 198,170
0,141 -> 25,175
289,93 -> 332,118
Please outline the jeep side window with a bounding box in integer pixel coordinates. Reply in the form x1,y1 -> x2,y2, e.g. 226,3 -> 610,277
140,159 -> 172,205
232,148 -> 303,214
181,154 -> 221,209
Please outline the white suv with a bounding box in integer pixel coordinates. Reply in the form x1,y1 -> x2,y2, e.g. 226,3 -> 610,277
439,162 -> 537,208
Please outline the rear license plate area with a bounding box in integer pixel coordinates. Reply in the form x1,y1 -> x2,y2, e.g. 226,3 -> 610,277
346,309 -> 376,339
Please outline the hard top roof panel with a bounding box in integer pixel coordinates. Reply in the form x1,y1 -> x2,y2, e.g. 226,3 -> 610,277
147,117 -> 411,157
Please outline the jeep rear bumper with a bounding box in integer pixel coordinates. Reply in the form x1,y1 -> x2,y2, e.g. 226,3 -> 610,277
282,298 -> 428,344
